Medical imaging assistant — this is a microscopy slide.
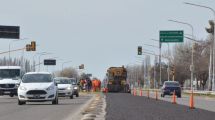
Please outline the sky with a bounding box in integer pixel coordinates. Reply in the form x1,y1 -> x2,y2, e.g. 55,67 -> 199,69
0,0 -> 214,79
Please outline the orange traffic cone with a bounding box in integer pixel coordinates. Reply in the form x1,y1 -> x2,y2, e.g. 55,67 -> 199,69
133,88 -> 136,96
155,90 -> 158,100
140,88 -> 143,96
172,90 -> 176,104
189,90 -> 195,109
147,89 -> 150,99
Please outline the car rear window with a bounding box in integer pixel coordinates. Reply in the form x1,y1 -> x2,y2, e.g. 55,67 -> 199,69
165,82 -> 180,87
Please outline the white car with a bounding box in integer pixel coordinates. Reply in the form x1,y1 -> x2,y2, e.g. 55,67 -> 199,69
18,72 -> 58,105
55,77 -> 74,99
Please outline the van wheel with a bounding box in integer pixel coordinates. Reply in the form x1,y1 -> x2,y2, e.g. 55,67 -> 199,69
76,93 -> 79,97
18,99 -> 26,105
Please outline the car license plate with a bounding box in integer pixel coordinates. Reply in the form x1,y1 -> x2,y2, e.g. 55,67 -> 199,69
4,91 -> 10,94
33,95 -> 40,98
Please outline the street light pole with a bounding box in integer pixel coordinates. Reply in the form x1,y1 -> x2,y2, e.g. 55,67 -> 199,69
168,19 -> 194,90
38,53 -> 52,71
184,2 -> 215,91
32,52 -> 47,72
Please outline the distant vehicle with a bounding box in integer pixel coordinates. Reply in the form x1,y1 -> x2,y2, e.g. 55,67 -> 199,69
18,72 -> 58,105
55,77 -> 74,99
69,78 -> 79,97
105,66 -> 130,93
0,66 -> 21,97
161,81 -> 181,98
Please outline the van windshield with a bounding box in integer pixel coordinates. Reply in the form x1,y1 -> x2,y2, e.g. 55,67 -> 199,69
22,74 -> 52,83
0,69 -> 20,79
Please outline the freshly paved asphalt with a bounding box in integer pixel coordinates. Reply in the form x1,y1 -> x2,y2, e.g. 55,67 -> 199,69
0,94 -> 93,120
106,93 -> 215,120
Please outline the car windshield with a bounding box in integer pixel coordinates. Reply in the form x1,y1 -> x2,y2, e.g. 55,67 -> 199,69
0,69 -> 20,79
55,79 -> 71,84
165,82 -> 180,87
22,74 -> 52,83
70,79 -> 77,85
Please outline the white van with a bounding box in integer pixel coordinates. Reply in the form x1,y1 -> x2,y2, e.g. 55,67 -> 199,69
18,72 -> 58,105
0,66 -> 21,97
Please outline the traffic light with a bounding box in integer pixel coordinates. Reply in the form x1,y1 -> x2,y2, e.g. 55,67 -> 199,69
137,46 -> 142,55
205,20 -> 214,34
26,44 -> 31,51
31,41 -> 36,51
79,64 -> 84,69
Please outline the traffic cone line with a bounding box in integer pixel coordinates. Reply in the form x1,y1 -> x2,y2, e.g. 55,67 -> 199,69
189,90 -> 195,109
172,90 -> 176,104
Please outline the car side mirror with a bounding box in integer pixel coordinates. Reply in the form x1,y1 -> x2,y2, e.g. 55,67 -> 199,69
55,82 -> 58,86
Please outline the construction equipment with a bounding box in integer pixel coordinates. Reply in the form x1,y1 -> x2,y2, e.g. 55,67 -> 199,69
105,66 -> 130,93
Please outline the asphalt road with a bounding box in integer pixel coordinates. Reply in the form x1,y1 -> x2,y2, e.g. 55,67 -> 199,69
0,94 -> 93,120
106,93 -> 215,120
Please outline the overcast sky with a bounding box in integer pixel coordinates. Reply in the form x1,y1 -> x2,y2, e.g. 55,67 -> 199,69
0,0 -> 214,79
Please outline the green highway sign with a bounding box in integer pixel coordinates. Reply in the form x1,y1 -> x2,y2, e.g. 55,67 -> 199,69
160,30 -> 184,43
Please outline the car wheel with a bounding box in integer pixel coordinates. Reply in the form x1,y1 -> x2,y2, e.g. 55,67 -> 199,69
177,94 -> 181,98
70,95 -> 74,99
52,96 -> 58,105
18,99 -> 26,105
161,94 -> 164,97
9,94 -> 14,97
76,93 -> 79,97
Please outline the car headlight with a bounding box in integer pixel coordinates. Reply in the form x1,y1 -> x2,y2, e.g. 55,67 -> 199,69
15,84 -> 20,88
19,86 -> 27,91
46,86 -> 54,91
74,87 -> 78,89
67,86 -> 72,90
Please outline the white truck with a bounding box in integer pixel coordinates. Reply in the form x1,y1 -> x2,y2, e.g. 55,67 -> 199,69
0,66 -> 21,97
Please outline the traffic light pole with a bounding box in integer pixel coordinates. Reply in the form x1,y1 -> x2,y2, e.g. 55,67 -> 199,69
159,42 -> 162,87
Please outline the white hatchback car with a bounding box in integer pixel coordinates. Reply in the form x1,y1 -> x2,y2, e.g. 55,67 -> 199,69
55,77 -> 74,99
18,72 -> 58,105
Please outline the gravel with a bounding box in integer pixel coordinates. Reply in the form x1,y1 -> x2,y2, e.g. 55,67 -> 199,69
106,93 -> 215,120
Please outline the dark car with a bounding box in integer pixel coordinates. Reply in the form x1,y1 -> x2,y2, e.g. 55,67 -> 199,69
69,78 -> 79,97
161,81 -> 181,98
